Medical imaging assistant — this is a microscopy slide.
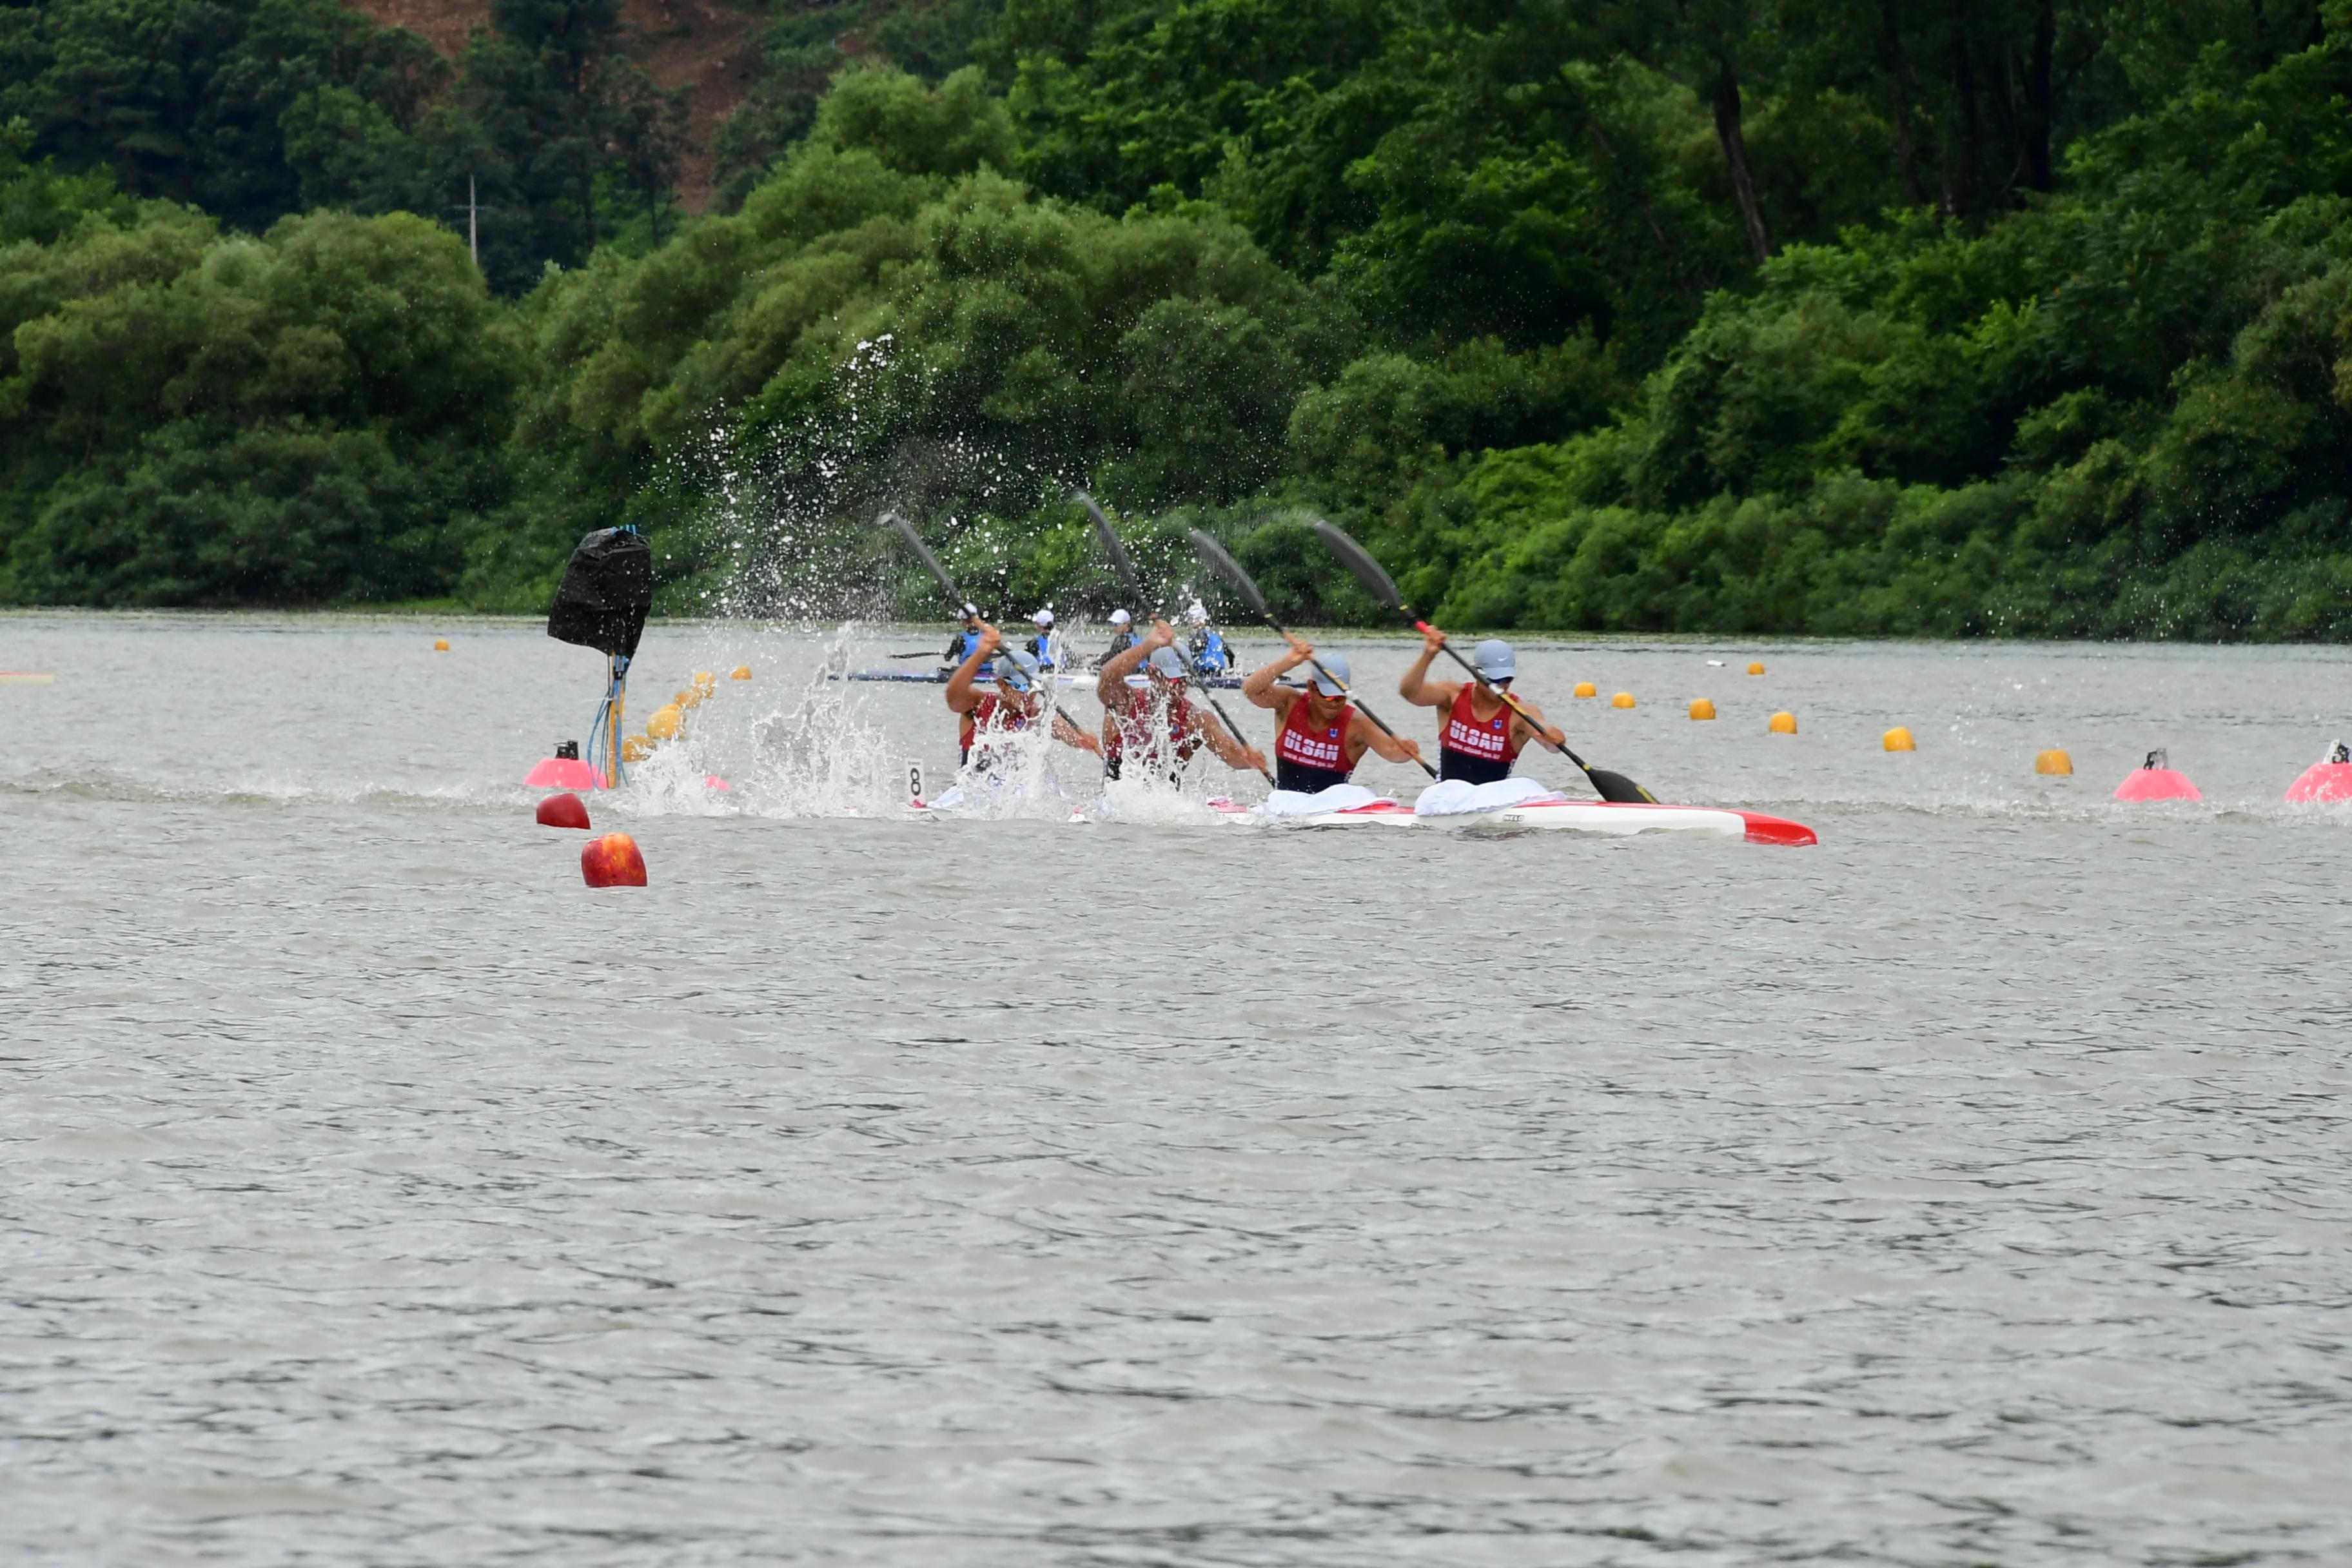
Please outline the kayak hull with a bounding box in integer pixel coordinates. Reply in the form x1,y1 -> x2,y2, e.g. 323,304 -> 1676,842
1211,796 -> 1818,845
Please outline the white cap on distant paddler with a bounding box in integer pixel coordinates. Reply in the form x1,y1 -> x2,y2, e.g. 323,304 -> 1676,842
997,647 -> 1042,692
1186,600 -> 1208,625
1108,609 -> 1132,626
1147,646 -> 1187,680
959,602 -> 979,620
1471,638 -> 1516,682
1308,652 -> 1351,696
1032,607 -> 1054,626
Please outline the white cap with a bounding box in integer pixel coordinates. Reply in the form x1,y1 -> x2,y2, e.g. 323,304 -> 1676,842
1032,608 -> 1054,627
1185,600 -> 1208,624
1108,609 -> 1132,625
959,602 -> 979,620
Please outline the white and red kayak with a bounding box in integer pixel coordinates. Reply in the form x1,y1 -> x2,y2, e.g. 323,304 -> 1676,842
1208,790 -> 1816,845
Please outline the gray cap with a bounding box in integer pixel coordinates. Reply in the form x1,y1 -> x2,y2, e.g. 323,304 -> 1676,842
1471,638 -> 1516,682
1306,652 -> 1351,696
997,647 -> 1041,692
1146,645 -> 1187,680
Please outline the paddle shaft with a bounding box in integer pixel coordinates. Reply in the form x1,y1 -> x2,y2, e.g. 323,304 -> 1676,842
887,518 -> 1085,738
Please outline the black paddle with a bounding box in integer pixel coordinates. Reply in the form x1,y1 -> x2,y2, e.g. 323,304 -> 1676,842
1186,527 -> 1436,780
879,509 -> 1084,740
1311,518 -> 1658,804
1074,491 -> 1273,786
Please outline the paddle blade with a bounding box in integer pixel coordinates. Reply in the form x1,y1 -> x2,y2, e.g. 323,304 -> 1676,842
879,510 -> 965,610
1311,518 -> 1404,612
1074,490 -> 1145,602
1586,767 -> 1657,805
1188,529 -> 1269,618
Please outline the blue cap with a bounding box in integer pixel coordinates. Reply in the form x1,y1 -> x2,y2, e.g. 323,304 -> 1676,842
1307,652 -> 1351,696
998,647 -> 1041,692
1471,639 -> 1516,682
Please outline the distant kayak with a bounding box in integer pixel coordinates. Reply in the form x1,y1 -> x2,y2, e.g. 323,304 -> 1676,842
839,668 -> 1246,689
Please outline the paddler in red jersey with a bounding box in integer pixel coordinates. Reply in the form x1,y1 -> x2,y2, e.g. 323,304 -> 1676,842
1241,633 -> 1423,792
945,621 -> 1099,769
1396,628 -> 1566,785
1094,616 -> 1264,783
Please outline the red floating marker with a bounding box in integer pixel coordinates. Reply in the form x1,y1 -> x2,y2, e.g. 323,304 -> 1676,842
2114,749 -> 2200,802
2285,760 -> 2352,803
536,792 -> 591,830
580,832 -> 647,888
524,756 -> 602,791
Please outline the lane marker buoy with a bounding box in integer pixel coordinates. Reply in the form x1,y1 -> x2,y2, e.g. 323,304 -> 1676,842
2285,743 -> 2352,801
2114,749 -> 2199,801
536,792 -> 591,830
433,638 -> 450,651
730,665 -> 752,681
2035,749 -> 2073,776
1747,662 -> 1765,675
1611,691 -> 1636,709
581,832 -> 647,888
1689,698 -> 1715,720
622,735 -> 652,763
646,705 -> 683,741
1769,711 -> 1798,734
1574,681 -> 1597,699
1883,727 -> 1915,752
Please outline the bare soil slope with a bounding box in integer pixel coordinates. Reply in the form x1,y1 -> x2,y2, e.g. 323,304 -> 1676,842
346,0 -> 770,211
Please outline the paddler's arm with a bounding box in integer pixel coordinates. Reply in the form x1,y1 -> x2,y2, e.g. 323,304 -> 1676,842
943,623 -> 1003,714
1398,624 -> 1455,707
1094,616 -> 1168,704
1353,710 -> 1424,768
1507,694 -> 1568,752
1242,633 -> 1313,711
1050,709 -> 1101,754
1188,703 -> 1266,774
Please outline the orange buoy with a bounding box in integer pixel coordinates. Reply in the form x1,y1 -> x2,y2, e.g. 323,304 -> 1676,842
1883,727 -> 1916,752
536,792 -> 591,830
1689,698 -> 1716,720
1573,681 -> 1597,699
676,687 -> 704,710
692,669 -> 715,690
730,665 -> 753,681
646,704 -> 683,741
433,638 -> 450,651
1747,662 -> 1765,675
2035,749 -> 2073,776
621,735 -> 652,763
1769,711 -> 1798,734
1610,692 -> 1635,709
581,832 -> 647,888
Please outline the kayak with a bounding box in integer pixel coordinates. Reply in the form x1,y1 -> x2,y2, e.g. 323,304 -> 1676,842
1207,795 -> 1817,844
841,669 -> 1246,689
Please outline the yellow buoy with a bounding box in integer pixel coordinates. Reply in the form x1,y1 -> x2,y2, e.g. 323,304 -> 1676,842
1573,681 -> 1597,699
1747,661 -> 1765,675
730,665 -> 753,681
1883,727 -> 1916,752
1689,698 -> 1715,721
2035,749 -> 2073,776
433,638 -> 449,651
622,734 -> 652,762
1611,691 -> 1635,709
1769,710 -> 1798,734
692,669 -> 714,688
646,704 -> 683,741
676,687 -> 704,710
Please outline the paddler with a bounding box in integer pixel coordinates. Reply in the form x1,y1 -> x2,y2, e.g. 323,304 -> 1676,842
1183,600 -> 1233,678
940,602 -> 987,671
945,622 -> 1099,769
1095,617 -> 1266,783
1241,633 -> 1424,792
1396,628 -> 1566,784
1090,608 -> 1137,670
1026,608 -> 1057,669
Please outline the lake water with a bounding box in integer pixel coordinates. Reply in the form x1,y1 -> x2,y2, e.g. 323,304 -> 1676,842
5,612 -> 2349,1565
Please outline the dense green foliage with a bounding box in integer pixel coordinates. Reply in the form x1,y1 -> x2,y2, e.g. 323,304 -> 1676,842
4,0 -> 2352,636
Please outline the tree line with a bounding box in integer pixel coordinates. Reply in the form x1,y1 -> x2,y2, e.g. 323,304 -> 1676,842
2,0 -> 2349,638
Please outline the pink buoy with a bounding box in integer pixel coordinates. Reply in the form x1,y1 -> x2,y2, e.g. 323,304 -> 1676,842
2285,760 -> 2352,803
524,756 -> 603,791
704,775 -> 732,792
2114,749 -> 2200,802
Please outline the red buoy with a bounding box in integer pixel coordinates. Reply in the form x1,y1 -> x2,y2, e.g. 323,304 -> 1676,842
2114,749 -> 2200,802
2285,760 -> 2352,803
536,792 -> 591,830
580,832 -> 647,888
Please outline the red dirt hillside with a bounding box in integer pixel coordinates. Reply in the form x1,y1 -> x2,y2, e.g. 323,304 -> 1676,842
343,0 -> 771,212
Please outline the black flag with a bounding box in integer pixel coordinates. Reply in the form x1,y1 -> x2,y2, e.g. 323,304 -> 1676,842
546,528 -> 652,660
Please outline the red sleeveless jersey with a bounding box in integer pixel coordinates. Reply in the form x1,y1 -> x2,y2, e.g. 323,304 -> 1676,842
960,691 -> 1030,752
1105,684 -> 1196,765
1274,695 -> 1355,791
1442,685 -> 1521,764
